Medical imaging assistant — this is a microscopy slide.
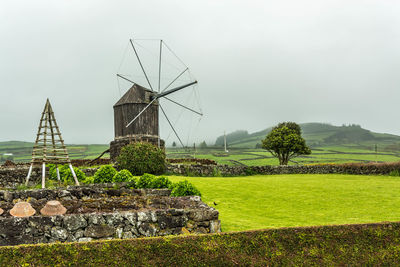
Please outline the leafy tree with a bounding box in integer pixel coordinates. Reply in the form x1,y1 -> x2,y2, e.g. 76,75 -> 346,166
172,141 -> 177,147
262,122 -> 311,165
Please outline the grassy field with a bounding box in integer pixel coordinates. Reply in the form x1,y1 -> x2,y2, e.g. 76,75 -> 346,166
2,140 -> 400,165
0,141 -> 109,162
3,122 -> 400,164
167,145 -> 400,166
169,174 -> 400,232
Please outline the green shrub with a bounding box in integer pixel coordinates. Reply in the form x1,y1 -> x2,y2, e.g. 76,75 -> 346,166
94,165 -> 117,183
244,167 -> 256,176
116,142 -> 166,175
126,176 -> 138,188
389,170 -> 400,176
212,167 -> 222,177
150,176 -> 172,189
113,169 -> 134,183
184,166 -> 198,177
170,180 -> 202,197
48,164 -> 57,180
136,173 -> 156,188
48,164 -> 86,183
83,176 -> 95,184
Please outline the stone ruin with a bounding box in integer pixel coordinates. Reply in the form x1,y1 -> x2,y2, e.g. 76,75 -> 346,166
0,184 -> 220,246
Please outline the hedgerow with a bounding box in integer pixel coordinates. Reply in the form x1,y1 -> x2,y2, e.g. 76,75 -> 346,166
1,222 -> 400,266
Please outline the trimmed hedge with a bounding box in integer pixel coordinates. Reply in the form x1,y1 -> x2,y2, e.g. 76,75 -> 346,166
2,221 -> 400,266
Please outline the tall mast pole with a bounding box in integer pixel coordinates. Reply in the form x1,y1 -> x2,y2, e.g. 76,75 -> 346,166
224,131 -> 227,152
158,40 -> 162,148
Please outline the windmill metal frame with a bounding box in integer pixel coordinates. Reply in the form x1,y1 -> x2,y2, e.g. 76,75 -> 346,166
117,39 -> 203,148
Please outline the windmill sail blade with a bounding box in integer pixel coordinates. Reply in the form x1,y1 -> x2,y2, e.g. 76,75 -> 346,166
130,39 -> 154,91
117,74 -> 135,84
159,104 -> 185,148
126,98 -> 157,128
158,40 -> 162,93
156,81 -> 197,99
161,67 -> 188,93
163,97 -> 203,116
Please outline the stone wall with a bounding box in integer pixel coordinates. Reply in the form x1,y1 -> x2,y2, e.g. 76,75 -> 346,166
0,185 -> 220,246
0,184 -> 170,202
0,206 -> 220,246
167,162 -> 400,176
0,166 -> 98,188
2,161 -> 400,189
0,166 -> 38,187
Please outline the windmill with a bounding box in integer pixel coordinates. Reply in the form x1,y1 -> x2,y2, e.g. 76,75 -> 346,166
110,39 -> 203,160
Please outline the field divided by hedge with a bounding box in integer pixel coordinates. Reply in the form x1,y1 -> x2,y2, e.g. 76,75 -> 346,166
1,221 -> 400,266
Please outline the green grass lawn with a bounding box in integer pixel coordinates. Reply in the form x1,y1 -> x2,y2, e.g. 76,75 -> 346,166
169,174 -> 400,232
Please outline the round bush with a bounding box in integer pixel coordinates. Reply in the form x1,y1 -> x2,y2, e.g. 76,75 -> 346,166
170,180 -> 202,197
150,176 -> 172,189
48,164 -> 86,183
94,165 -> 117,183
113,169 -> 134,183
83,176 -> 95,184
126,176 -> 138,188
48,164 -> 58,180
136,173 -> 156,189
116,142 -> 166,175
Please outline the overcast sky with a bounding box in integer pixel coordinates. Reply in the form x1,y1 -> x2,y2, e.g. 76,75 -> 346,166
1,0 -> 400,145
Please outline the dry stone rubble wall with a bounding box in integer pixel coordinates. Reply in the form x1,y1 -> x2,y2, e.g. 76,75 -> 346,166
0,186 -> 220,246
167,162 -> 400,176
0,207 -> 220,246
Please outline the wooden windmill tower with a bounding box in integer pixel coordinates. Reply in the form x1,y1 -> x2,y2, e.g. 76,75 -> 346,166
25,99 -> 80,188
110,39 -> 202,160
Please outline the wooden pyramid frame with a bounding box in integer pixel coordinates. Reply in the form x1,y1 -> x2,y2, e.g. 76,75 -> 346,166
25,99 -> 80,188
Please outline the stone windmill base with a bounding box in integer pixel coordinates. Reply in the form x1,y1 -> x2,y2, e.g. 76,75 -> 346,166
110,135 -> 165,161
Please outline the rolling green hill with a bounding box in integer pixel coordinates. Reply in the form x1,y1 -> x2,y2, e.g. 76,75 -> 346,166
3,123 -> 400,165
215,123 -> 400,150
186,123 -> 400,166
